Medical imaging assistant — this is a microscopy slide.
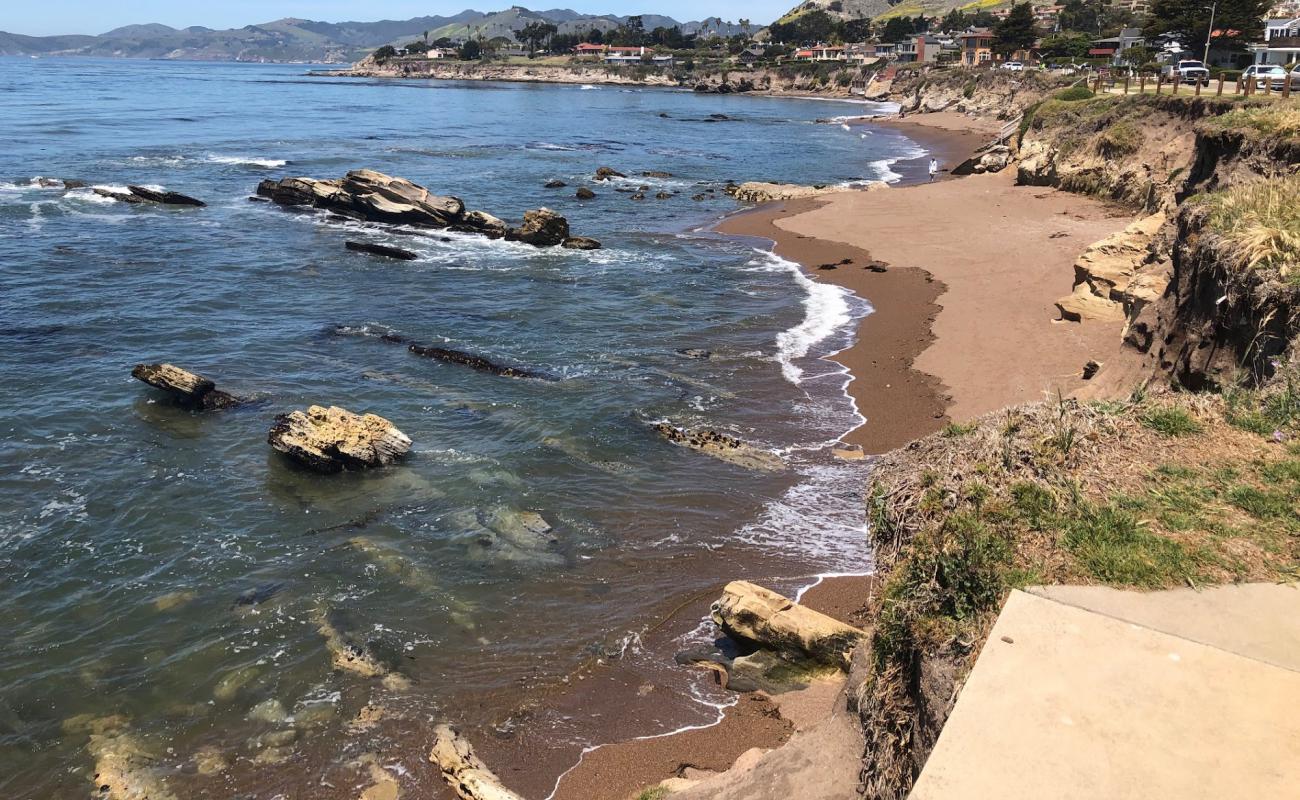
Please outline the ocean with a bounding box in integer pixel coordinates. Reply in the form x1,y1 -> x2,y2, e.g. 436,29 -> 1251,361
0,57 -> 926,798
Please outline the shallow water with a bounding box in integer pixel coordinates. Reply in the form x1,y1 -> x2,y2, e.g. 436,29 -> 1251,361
0,57 -> 922,797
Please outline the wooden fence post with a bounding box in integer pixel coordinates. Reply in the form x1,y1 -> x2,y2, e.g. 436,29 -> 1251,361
1284,76 -> 1292,99
1124,75 -> 1130,94
1217,74 -> 1225,96
1264,77 -> 1272,96
1140,73 -> 1147,93
1195,77 -> 1202,96
1156,74 -> 1163,94
1172,75 -> 1179,94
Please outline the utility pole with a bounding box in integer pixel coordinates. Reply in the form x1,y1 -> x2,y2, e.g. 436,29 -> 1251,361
1202,1 -> 1217,64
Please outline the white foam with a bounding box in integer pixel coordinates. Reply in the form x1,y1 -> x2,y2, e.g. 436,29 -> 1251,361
206,154 -> 288,168
580,84 -> 597,90
749,250 -> 855,385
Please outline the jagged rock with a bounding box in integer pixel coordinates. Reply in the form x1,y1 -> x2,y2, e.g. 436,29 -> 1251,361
408,343 -> 545,379
131,363 -> 239,410
345,241 -> 418,260
258,170 -> 470,229
429,725 -> 526,800
692,193 -> 707,201
594,166 -> 626,181
344,240 -> 418,260
975,145 -> 1012,174
268,405 -> 411,473
544,179 -> 566,188
711,581 -> 866,668
62,179 -> 87,190
642,170 -> 673,178
313,606 -> 407,685
1057,214 -> 1165,323
505,207 -> 569,246
652,423 -> 785,472
575,186 -> 596,200
655,191 -> 673,200
127,185 -> 205,206
459,210 -> 507,238
678,348 -> 712,359
562,236 -> 602,250
630,192 -> 646,201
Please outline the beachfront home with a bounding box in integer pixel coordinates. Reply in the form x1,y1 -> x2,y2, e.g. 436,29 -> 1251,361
896,34 -> 945,63
795,43 -> 847,61
425,47 -> 458,59
602,46 -> 673,66
737,43 -> 769,64
1249,17 -> 1300,66
574,42 -> 607,57
960,29 -> 994,66
874,42 -> 898,60
1089,28 -> 1146,63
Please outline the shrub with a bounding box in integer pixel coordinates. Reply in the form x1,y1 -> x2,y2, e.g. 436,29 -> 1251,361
1053,84 -> 1095,101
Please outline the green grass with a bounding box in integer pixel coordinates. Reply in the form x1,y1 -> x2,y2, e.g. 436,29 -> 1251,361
1141,407 -> 1204,436
1061,504 -> 1194,587
1097,120 -> 1144,157
1200,101 -> 1300,138
1053,85 -> 1095,102
1228,485 -> 1295,518
942,421 -> 979,437
635,789 -> 669,800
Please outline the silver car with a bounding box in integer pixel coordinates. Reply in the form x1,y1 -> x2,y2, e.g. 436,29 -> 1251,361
1241,64 -> 1294,91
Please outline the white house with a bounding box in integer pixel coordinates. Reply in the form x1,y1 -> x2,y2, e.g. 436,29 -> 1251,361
1249,17 -> 1300,65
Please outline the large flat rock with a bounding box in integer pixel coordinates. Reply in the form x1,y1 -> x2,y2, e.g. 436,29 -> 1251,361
911,587 -> 1300,800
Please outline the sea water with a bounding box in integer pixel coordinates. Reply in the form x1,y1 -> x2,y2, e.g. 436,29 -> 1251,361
0,57 -> 925,797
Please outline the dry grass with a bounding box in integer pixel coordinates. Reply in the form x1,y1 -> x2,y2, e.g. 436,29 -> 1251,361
1201,100 -> 1300,138
1197,174 -> 1300,281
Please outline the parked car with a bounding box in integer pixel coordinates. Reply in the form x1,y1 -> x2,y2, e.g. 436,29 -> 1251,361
1241,64 -> 1297,91
1000,61 -> 1024,71
1163,59 -> 1210,86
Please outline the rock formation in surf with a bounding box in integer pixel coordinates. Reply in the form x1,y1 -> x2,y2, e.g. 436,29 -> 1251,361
268,405 -> 411,473
429,724 -> 527,800
345,240 -> 418,260
652,423 -> 785,472
131,363 -> 240,410
711,580 -> 866,667
93,185 -> 205,206
255,169 -> 598,248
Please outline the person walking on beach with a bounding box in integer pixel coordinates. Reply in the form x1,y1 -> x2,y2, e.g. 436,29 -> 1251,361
928,157 -> 939,182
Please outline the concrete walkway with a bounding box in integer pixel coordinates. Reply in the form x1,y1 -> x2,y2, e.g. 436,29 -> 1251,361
910,584 -> 1300,799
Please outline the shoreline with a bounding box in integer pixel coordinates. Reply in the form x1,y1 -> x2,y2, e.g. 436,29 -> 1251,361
717,114 -> 992,452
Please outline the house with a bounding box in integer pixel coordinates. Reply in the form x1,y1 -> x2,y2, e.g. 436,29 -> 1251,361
795,43 -> 846,61
603,46 -> 671,65
1249,17 -> 1300,65
1089,28 -> 1146,62
874,42 -> 898,59
574,43 -> 607,57
844,43 -> 874,64
737,43 -> 768,64
425,47 -> 458,59
794,48 -> 815,61
959,29 -> 994,66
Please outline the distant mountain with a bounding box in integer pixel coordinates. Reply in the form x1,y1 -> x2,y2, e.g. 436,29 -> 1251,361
0,7 -> 751,63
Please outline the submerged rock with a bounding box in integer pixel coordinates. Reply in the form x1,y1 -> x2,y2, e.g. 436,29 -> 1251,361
652,423 -> 785,472
544,179 -> 567,188
268,405 -> 411,473
345,241 -> 418,261
429,724 -> 526,800
87,725 -> 179,800
92,185 -> 204,206
348,536 -> 476,630
561,236 -> 602,250
313,606 -> 404,683
575,186 -> 596,200
642,170 -> 674,178
131,363 -> 240,410
408,343 -> 546,379
594,166 -> 626,181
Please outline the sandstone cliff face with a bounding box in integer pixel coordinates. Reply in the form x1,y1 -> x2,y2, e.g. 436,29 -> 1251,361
892,68 -> 1059,120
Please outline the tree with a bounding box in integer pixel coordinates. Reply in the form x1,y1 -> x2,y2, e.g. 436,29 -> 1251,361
1143,0 -> 1269,53
882,17 -> 916,43
994,3 -> 1037,56
458,39 -> 482,60
514,21 -> 558,57
1038,31 -> 1093,59
373,45 -> 398,62
841,18 -> 873,42
768,9 -> 837,44
402,41 -> 425,56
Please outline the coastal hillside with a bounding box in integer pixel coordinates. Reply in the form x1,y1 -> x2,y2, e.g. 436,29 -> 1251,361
768,0 -> 998,26
0,7 -> 745,62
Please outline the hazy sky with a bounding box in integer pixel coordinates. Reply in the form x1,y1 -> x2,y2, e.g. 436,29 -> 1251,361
3,1 -> 793,36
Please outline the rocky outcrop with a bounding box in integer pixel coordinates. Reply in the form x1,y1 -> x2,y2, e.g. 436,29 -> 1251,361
711,581 -> 866,668
726,182 -> 838,203
313,606 -> 409,688
408,343 -> 546,379
1056,214 -> 1166,324
93,185 -> 205,207
653,423 -> 785,471
561,236 -> 601,250
345,241 -> 418,260
575,186 -> 596,200
268,405 -> 411,473
257,170 -> 586,247
429,725 -> 526,800
594,166 -> 626,181
131,363 -> 239,410
504,207 -> 568,246
86,725 -> 179,800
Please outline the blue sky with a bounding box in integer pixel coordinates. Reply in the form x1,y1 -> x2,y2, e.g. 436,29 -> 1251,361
4,1 -> 793,36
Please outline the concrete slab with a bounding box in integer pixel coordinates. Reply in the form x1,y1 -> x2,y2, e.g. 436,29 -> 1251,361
1029,583 -> 1300,671
910,589 -> 1300,800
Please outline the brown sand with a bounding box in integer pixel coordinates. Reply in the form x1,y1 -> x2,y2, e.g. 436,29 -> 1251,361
722,118 -> 1141,452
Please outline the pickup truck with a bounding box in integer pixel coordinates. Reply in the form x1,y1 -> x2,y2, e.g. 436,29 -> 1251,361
1163,60 -> 1210,86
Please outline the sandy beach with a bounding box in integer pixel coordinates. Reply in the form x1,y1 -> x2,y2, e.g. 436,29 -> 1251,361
722,117 -> 1140,452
